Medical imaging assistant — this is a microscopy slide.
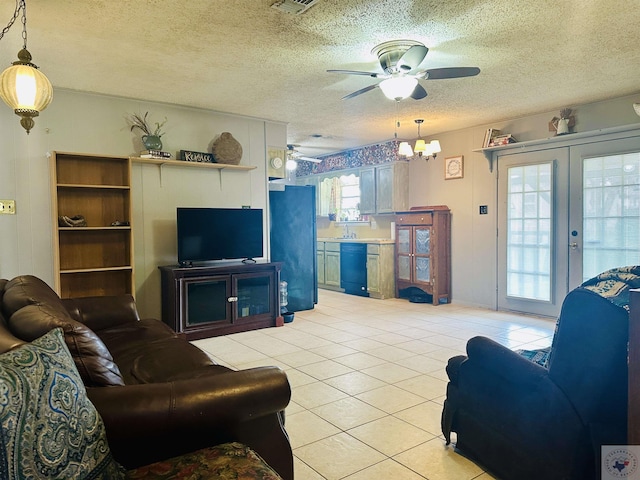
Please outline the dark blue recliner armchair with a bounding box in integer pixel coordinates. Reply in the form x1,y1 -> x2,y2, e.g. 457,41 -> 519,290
441,267 -> 638,480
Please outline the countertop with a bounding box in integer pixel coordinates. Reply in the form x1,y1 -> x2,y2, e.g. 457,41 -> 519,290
317,237 -> 395,245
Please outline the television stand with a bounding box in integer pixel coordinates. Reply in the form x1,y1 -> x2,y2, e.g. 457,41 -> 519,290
159,261 -> 283,340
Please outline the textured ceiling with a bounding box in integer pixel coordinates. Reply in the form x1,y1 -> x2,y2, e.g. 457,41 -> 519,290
2,0 -> 639,156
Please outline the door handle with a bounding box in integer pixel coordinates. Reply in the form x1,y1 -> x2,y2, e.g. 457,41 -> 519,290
569,242 -> 578,250
227,296 -> 238,302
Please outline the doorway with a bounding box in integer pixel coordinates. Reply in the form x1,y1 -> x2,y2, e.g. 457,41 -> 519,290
497,129 -> 640,317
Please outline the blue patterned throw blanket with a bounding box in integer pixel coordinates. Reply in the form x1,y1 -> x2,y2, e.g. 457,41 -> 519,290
579,265 -> 640,312
516,265 -> 640,367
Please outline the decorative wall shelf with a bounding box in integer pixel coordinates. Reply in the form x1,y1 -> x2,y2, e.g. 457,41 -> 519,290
473,123 -> 640,172
130,156 -> 256,171
130,156 -> 256,187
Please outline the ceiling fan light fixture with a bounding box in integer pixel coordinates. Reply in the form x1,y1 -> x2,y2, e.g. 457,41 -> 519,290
379,76 -> 418,101
398,141 -> 414,157
286,158 -> 298,171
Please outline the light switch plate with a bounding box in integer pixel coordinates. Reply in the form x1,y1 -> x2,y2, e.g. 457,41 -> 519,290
0,200 -> 16,214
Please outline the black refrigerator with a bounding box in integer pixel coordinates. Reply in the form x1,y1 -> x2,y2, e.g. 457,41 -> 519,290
269,184 -> 317,311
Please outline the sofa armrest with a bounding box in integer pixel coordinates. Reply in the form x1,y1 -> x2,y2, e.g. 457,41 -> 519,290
62,295 -> 140,331
87,366 -> 292,471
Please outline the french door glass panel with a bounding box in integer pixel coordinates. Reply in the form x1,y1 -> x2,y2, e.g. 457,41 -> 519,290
568,134 -> 640,288
506,163 -> 552,301
582,153 -> 640,279
497,148 -> 569,317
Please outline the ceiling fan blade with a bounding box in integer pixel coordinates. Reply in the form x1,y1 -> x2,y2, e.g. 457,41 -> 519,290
397,45 -> 429,72
327,69 -> 382,78
297,156 -> 323,163
342,84 -> 379,100
422,67 -> 481,80
410,83 -> 428,100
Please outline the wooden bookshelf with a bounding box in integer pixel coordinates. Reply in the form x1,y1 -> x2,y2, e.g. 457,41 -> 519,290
51,152 -> 134,298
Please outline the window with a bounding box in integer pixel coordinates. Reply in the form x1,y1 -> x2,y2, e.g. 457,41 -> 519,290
337,174 -> 360,221
319,173 -> 364,221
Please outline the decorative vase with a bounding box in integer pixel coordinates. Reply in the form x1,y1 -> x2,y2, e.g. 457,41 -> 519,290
556,118 -> 570,135
328,213 -> 336,221
142,135 -> 162,150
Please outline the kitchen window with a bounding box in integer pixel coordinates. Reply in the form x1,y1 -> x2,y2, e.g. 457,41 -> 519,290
319,173 -> 366,222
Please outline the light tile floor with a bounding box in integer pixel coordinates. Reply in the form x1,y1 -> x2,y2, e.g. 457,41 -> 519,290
193,289 -> 555,480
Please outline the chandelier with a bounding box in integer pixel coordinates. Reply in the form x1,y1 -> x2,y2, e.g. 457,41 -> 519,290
399,119 -> 441,161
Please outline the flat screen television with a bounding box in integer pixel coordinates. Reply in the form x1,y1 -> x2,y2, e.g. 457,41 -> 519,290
177,207 -> 263,265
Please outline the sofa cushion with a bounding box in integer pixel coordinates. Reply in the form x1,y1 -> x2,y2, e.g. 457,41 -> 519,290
2,275 -> 125,387
104,334 -> 217,384
126,442 -> 282,479
0,328 -> 126,479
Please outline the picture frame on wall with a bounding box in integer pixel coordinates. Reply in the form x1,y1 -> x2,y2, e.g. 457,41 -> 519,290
445,155 -> 464,180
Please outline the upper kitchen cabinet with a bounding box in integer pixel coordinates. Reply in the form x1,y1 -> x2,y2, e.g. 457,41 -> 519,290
359,167 -> 376,214
360,162 -> 409,215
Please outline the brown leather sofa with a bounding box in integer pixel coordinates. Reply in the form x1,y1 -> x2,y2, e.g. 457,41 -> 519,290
0,275 -> 293,480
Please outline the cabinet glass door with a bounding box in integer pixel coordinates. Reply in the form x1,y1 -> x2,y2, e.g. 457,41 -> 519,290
397,227 -> 412,281
184,278 -> 229,327
236,274 -> 273,319
414,227 -> 432,284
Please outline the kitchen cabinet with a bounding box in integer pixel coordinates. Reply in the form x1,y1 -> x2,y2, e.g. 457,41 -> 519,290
324,242 -> 341,288
359,162 -> 409,214
366,243 -> 395,299
359,167 -> 376,214
317,241 -> 341,290
395,207 -> 451,305
317,241 -> 326,285
159,262 -> 282,340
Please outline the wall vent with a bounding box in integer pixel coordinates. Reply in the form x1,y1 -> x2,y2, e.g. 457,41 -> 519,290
271,0 -> 319,15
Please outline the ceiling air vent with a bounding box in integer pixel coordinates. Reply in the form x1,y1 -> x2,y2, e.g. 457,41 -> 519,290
271,0 -> 319,15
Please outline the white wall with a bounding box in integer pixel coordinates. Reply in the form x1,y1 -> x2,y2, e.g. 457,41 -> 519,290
0,89 -> 286,318
1,87 -> 639,314
408,93 -> 640,309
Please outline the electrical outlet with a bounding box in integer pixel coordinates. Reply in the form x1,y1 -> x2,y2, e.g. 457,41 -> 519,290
0,200 -> 15,215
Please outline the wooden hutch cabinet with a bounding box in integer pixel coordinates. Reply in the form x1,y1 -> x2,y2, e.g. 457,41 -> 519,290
51,152 -> 134,298
395,206 -> 451,305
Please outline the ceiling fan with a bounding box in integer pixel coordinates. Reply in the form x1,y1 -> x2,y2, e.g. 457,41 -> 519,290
286,144 -> 323,164
328,39 -> 480,101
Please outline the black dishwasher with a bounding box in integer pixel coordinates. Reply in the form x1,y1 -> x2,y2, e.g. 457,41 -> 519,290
340,243 -> 369,297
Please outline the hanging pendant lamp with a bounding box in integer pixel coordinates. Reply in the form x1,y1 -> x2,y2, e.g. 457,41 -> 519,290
0,0 -> 53,134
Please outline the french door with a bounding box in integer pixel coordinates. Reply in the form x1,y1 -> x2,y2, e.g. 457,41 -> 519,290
497,129 -> 640,317
497,148 -> 569,317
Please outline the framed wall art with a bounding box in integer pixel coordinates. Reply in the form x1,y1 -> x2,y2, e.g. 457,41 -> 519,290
445,155 -> 464,180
